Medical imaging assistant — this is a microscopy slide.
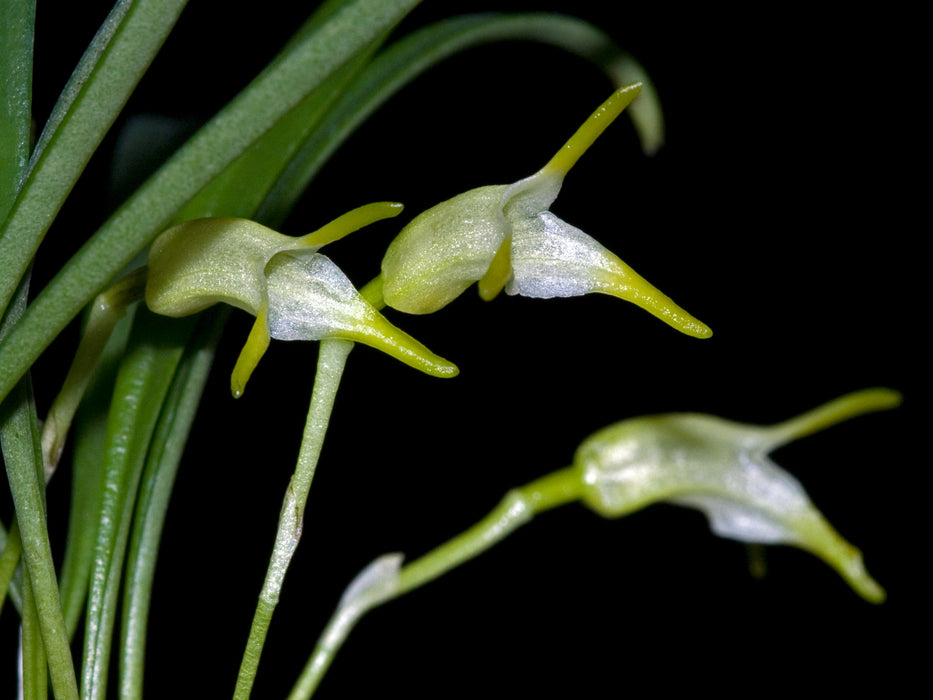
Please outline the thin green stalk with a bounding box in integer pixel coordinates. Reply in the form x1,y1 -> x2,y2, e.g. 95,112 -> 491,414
234,338 -> 353,700
289,467 -> 582,699
118,311 -> 223,699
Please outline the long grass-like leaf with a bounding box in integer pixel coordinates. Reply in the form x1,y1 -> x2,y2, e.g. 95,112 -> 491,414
257,12 -> 663,226
0,519 -> 22,616
0,0 -> 189,318
20,568 -> 47,700
174,51 -> 377,222
0,0 -> 35,221
0,0 -> 34,624
0,0 -> 424,409
118,311 -> 223,699
57,305 -> 137,639
80,309 -> 196,700
1,280 -> 78,699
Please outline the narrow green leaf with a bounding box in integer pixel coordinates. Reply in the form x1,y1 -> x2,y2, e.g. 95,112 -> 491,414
79,308 -> 195,700
0,0 -> 188,319
0,0 -> 34,619
20,568 -> 48,700
0,0 -> 424,409
258,12 -> 663,225
119,311 -> 223,699
0,518 -> 23,617
1,274 -> 78,699
0,0 -> 35,220
0,377 -> 75,698
174,51 -> 377,221
57,305 -> 137,639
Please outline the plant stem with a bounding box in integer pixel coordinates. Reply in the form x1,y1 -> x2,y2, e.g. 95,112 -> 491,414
289,467 -> 582,698
233,338 -> 353,699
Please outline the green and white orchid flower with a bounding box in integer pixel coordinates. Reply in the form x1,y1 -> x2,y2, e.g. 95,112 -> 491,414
575,387 -> 900,602
379,83 -> 711,340
145,203 -> 458,397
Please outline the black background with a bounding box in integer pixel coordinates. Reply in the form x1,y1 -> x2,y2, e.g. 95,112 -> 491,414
3,1 -> 920,697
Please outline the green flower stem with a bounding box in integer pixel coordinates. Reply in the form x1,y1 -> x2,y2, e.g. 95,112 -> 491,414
289,467 -> 582,699
119,312 -> 223,699
235,280 -> 387,699
234,337 -> 353,700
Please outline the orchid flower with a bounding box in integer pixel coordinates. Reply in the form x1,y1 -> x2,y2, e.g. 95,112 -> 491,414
575,387 -> 901,602
145,202 -> 458,397
378,84 -> 711,339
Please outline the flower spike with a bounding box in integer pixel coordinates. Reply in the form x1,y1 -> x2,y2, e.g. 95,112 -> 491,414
145,204 -> 458,397
380,84 -> 711,339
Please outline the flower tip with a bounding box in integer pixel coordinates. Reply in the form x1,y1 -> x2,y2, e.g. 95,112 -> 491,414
680,317 -> 713,340
864,387 -> 903,412
802,516 -> 886,604
358,316 -> 460,379
433,361 -> 460,379
623,288 -> 713,340
838,547 -> 886,604
410,351 -> 459,379
230,373 -> 246,399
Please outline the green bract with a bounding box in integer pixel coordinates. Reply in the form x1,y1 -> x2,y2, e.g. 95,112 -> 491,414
379,84 -> 711,339
574,388 -> 901,602
145,203 -> 458,397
